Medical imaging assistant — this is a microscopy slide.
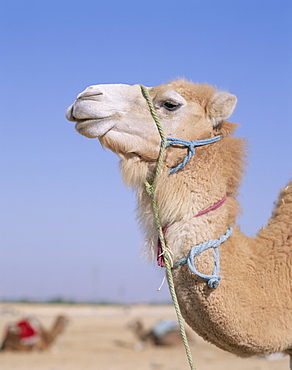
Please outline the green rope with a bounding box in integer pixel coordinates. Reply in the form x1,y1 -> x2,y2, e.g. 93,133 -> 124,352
140,84 -> 196,370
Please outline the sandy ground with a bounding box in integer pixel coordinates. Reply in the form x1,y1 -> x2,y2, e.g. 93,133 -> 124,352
0,303 -> 289,370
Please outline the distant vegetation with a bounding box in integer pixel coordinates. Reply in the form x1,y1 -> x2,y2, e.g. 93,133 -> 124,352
0,298 -> 172,306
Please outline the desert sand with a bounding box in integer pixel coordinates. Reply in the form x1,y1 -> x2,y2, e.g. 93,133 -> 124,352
0,303 -> 288,370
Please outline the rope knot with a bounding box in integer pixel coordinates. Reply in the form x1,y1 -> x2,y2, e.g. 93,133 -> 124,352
144,181 -> 154,197
208,277 -> 220,289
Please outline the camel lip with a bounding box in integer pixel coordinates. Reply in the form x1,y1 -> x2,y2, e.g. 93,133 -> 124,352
74,118 -> 115,138
74,117 -> 107,124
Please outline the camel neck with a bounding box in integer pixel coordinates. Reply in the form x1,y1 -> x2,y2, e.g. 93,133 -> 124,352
133,132 -> 245,262
137,170 -> 235,263
157,194 -> 228,267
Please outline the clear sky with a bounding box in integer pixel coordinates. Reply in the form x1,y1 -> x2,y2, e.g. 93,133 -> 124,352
0,0 -> 291,303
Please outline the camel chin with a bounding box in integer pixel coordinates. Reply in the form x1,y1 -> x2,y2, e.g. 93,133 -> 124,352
74,118 -> 115,138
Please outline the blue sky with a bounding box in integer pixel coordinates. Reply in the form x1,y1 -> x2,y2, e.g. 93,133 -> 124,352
0,0 -> 291,303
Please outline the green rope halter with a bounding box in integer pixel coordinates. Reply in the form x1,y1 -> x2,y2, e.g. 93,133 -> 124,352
140,84 -> 196,370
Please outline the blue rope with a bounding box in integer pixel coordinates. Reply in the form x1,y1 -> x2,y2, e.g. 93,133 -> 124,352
173,227 -> 233,289
166,135 -> 222,174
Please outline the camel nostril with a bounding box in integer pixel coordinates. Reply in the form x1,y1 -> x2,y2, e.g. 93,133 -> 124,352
66,105 -> 76,121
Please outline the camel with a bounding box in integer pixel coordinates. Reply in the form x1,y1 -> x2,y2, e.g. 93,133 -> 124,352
0,315 -> 68,351
66,79 -> 292,366
129,319 -> 192,348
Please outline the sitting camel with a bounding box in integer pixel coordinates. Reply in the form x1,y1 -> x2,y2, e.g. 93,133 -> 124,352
66,79 -> 292,366
129,319 -> 192,348
0,315 -> 68,351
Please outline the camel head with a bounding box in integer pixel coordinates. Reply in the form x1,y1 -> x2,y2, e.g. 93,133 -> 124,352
66,80 -> 237,185
52,315 -> 69,335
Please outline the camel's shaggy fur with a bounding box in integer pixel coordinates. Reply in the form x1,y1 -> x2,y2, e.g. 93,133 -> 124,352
66,79 -> 292,363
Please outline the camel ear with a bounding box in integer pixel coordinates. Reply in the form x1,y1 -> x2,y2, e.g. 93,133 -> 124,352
207,92 -> 237,127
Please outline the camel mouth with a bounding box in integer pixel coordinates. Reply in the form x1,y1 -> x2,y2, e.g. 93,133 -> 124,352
74,117 -> 110,125
75,118 -> 116,138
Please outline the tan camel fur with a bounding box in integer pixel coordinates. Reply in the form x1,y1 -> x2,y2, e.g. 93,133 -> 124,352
0,315 -> 68,351
66,79 -> 292,364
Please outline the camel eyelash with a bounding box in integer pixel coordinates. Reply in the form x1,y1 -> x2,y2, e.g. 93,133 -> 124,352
161,101 -> 181,111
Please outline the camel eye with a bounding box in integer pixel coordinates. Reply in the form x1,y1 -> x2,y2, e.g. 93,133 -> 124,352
162,101 -> 181,111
